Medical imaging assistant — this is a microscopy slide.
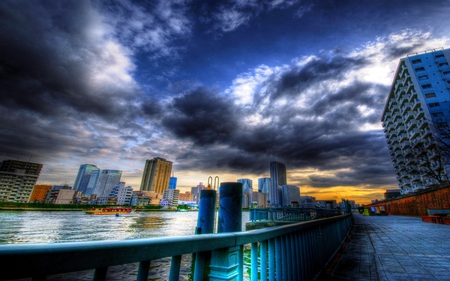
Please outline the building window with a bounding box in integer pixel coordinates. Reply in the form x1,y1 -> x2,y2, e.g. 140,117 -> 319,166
418,75 -> 429,81
443,71 -> 450,75
412,59 -> 422,64
422,84 -> 432,89
415,67 -> 425,72
433,112 -> 444,117
429,102 -> 440,108
425,93 -> 436,98
439,62 -> 449,67
435,54 -> 445,58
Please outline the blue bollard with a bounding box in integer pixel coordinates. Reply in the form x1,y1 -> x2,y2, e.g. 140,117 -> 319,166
217,182 -> 242,233
195,189 -> 217,234
210,182 -> 243,280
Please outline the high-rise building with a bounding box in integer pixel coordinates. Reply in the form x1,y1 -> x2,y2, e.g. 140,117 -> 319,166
382,48 -> 450,194
140,157 -> 173,193
0,160 -> 43,203
73,164 -> 100,195
269,161 -> 287,206
237,178 -> 253,208
281,185 -> 301,207
93,170 -> 122,197
169,177 -> 177,190
258,177 -> 271,194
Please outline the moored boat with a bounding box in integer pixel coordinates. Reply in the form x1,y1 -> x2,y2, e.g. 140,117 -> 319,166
84,207 -> 134,215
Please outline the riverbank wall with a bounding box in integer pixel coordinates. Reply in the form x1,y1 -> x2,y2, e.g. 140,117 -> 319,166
365,185 -> 450,216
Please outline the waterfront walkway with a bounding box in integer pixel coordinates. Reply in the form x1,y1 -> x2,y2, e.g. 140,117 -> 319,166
329,214 -> 450,281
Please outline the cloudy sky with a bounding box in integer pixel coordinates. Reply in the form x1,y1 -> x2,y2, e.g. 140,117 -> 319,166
1,0 -> 450,204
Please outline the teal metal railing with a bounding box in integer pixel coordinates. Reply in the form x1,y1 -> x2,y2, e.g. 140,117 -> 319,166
0,214 -> 352,281
250,207 -> 343,222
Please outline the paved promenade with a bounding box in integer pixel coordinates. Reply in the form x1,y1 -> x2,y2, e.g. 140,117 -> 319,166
329,214 -> 450,281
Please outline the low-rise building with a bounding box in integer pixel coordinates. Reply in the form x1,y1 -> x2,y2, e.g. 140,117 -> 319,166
163,189 -> 180,205
251,192 -> 268,208
29,185 -> 52,203
45,188 -> 76,204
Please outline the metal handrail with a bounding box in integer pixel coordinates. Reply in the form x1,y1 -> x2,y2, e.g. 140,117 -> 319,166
0,214 -> 353,280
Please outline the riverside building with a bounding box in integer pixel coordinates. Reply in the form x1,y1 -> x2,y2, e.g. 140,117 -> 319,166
0,160 -> 43,203
73,164 -> 100,195
381,48 -> 450,194
140,157 -> 173,193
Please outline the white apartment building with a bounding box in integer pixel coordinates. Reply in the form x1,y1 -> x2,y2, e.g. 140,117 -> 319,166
382,48 -> 450,194
117,185 -> 133,205
163,189 -> 180,206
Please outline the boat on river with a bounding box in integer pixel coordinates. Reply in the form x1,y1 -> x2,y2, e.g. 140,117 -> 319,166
84,207 -> 135,215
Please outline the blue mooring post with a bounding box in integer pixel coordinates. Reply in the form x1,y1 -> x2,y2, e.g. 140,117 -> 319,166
196,189 -> 217,234
209,182 -> 243,281
217,182 -> 242,232
194,188 -> 217,281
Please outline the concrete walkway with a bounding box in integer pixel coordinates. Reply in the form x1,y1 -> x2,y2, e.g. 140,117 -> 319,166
329,214 -> 450,281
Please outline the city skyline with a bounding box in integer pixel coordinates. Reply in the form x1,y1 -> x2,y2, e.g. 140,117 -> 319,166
1,1 -> 450,205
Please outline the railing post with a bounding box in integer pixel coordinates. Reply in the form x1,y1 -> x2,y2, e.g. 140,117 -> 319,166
260,240 -> 268,281
93,267 -> 108,281
136,260 -> 150,281
209,182 -> 243,281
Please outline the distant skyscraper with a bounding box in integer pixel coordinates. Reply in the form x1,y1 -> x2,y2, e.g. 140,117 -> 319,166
192,182 -> 206,204
269,161 -> 287,206
258,177 -> 271,194
169,177 -> 177,190
0,160 -> 43,203
140,157 -> 173,193
237,178 -> 253,208
93,169 -> 122,197
281,185 -> 301,207
73,164 -> 100,194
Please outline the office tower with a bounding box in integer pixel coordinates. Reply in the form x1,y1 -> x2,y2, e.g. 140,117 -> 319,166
258,177 -> 271,194
382,48 -> 450,194
237,178 -> 253,208
269,161 -> 287,206
281,185 -> 301,207
93,170 -> 122,197
169,177 -> 177,190
140,157 -> 173,193
0,160 -> 43,203
73,164 -> 100,195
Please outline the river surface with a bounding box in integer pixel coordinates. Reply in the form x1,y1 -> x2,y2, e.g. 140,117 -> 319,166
0,210 -> 250,244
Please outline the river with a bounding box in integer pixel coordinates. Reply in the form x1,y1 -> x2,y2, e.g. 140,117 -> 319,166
0,210 -> 250,244
0,210 -> 252,280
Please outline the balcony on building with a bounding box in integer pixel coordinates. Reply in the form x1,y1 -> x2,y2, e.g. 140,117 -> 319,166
414,108 -> 424,120
406,119 -> 417,130
408,127 -> 421,139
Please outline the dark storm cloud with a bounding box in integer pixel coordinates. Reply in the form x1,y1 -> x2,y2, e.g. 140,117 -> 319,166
270,56 -> 368,100
2,0 -> 449,193
162,87 -> 241,145
0,0 -> 141,120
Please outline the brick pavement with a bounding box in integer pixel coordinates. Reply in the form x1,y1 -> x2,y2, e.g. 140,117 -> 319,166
329,214 -> 450,281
